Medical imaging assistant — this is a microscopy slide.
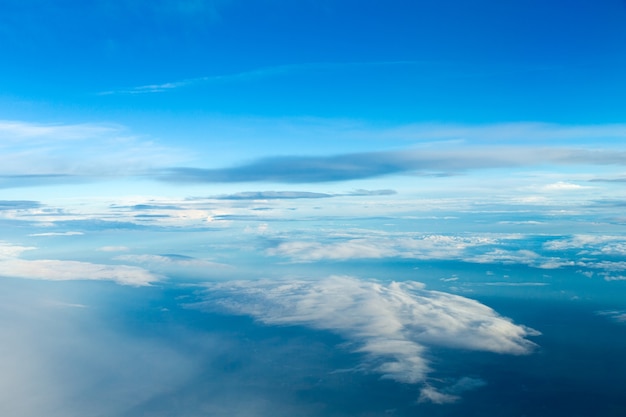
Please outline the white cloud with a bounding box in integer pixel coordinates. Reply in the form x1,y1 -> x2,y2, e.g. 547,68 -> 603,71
268,234 -> 495,262
0,259 -> 159,286
0,120 -> 187,181
0,242 -> 35,259
597,310 -> 626,323
98,246 -> 130,252
0,242 -> 158,286
540,181 -> 586,191
544,235 -> 626,256
197,276 -> 538,390
115,254 -> 228,269
467,249 -> 573,269
418,386 -> 460,404
418,377 -> 487,404
28,232 -> 84,237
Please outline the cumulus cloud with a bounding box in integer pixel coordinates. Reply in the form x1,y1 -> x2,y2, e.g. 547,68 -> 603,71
544,235 -> 626,256
467,249 -> 574,269
540,181 -> 586,191
195,276 -> 538,392
0,242 -> 158,286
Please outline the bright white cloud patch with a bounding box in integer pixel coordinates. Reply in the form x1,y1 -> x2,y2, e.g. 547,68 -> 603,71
0,242 -> 158,286
540,181 -> 586,191
197,276 -> 538,396
28,232 -> 84,237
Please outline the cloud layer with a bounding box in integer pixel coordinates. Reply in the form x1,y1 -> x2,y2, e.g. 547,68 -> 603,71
161,147 -> 626,184
0,242 -> 159,286
196,276 -> 538,397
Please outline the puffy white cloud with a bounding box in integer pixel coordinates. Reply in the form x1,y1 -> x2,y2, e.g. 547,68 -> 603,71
544,235 -> 626,256
467,249 -> 574,269
98,246 -> 130,252
539,181 -> 587,191
196,276 -> 538,389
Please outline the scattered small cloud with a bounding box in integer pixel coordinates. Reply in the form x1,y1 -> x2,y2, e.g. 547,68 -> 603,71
418,386 -> 460,404
540,181 -> 586,191
597,310 -> 626,323
419,377 -> 487,404
98,246 -> 130,252
268,234 -> 495,262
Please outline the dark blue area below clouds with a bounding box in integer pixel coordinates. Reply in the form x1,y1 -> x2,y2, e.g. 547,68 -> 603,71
3,278 -> 626,416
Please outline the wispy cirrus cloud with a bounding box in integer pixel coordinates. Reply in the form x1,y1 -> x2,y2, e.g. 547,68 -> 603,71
195,276 -> 538,400
99,61 -> 424,95
0,120 -> 185,187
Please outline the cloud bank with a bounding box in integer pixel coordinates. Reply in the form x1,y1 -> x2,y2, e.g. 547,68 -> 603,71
196,276 -> 538,396
0,242 -> 158,286
210,189 -> 397,200
161,147 -> 626,184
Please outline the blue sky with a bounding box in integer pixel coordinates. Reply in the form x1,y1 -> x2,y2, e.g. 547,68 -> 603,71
2,1 -> 626,416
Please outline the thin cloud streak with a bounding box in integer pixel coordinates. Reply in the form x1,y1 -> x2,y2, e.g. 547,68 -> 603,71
99,61 -> 425,95
210,189 -> 397,200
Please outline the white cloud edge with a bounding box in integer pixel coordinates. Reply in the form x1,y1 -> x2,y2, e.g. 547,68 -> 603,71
195,276 -> 539,401
0,242 -> 159,286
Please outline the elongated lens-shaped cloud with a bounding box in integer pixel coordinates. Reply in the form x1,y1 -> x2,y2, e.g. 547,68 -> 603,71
196,276 -> 539,386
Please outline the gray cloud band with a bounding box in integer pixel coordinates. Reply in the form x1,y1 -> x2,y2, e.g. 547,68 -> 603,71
161,148 -> 626,184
